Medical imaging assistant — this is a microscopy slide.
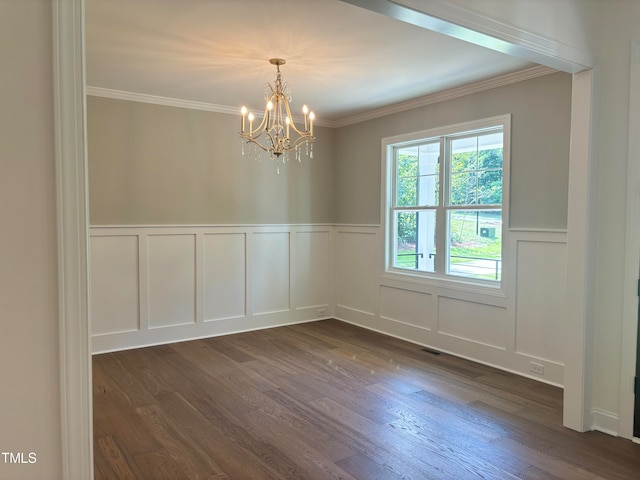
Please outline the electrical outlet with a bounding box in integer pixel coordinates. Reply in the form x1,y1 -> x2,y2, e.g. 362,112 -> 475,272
317,308 -> 326,316
529,362 -> 544,376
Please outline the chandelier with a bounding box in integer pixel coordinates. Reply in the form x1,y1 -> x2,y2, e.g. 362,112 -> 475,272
240,58 -> 315,171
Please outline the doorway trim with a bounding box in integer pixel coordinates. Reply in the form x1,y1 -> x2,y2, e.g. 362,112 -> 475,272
55,1 -> 598,477
563,68 -> 596,432
620,41 -> 640,440
53,0 -> 93,478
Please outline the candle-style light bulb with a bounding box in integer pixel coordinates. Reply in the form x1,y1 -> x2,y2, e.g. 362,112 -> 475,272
241,106 -> 247,132
248,112 -> 254,133
309,111 -> 315,136
266,101 -> 273,127
285,116 -> 291,137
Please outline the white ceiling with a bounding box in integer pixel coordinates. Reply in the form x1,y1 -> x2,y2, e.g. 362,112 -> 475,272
85,0 -> 536,124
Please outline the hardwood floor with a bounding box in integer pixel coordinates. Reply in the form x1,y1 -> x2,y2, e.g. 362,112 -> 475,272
93,319 -> 640,479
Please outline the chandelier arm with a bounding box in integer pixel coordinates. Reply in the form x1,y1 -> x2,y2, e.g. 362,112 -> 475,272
290,135 -> 313,150
247,105 -> 270,138
287,121 -> 310,137
240,114 -> 271,145
282,97 -> 309,138
242,136 -> 270,152
241,129 -> 267,142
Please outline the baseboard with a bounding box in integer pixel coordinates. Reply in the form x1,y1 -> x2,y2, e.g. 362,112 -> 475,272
92,315 -> 332,354
591,408 -> 620,437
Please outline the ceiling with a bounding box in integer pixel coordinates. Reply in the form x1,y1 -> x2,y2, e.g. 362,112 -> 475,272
85,0 -> 537,125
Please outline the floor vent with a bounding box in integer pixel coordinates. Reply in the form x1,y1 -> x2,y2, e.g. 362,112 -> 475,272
421,347 -> 442,355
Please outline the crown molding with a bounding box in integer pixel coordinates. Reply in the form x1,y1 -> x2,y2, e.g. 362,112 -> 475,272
332,65 -> 557,128
85,86 -> 240,115
87,64 -> 555,129
85,86 -> 331,128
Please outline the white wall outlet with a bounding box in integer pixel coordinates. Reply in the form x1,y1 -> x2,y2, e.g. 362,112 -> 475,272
529,362 -> 544,375
317,308 -> 326,316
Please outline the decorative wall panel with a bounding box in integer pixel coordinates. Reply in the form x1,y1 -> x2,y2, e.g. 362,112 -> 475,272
335,229 -> 377,316
251,231 -> 290,315
203,233 -> 245,321
515,239 -> 567,363
90,235 -> 139,335
294,230 -> 330,310
147,234 -> 196,328
438,296 -> 508,349
379,286 -> 433,330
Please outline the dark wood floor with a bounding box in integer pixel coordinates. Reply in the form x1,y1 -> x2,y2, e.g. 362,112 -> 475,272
93,319 -> 640,479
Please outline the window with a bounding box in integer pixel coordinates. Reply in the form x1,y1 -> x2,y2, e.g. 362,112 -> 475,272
384,115 -> 509,284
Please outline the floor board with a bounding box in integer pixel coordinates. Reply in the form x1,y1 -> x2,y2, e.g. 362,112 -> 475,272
93,319 -> 640,479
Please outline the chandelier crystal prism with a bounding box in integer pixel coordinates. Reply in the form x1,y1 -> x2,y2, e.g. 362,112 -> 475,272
240,59 -> 315,168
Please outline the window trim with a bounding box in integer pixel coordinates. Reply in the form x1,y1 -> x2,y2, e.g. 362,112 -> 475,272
381,114 -> 511,292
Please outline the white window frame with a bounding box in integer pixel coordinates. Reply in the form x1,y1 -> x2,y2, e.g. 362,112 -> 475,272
381,114 -> 511,291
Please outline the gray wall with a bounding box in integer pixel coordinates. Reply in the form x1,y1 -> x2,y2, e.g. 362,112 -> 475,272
88,97 -> 336,225
334,72 -> 572,228
0,1 -> 62,478
88,72 -> 571,229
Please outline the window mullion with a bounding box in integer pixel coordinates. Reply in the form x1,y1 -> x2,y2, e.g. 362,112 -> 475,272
435,138 -> 447,275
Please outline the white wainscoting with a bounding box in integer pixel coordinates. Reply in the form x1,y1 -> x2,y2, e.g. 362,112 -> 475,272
90,225 -> 333,353
91,224 -> 568,387
334,225 -> 568,386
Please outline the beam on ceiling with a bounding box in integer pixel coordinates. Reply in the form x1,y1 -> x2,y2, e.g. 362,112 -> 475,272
339,0 -> 595,74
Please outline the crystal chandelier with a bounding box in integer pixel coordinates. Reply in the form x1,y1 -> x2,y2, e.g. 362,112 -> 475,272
240,58 -> 315,171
